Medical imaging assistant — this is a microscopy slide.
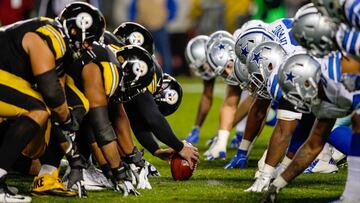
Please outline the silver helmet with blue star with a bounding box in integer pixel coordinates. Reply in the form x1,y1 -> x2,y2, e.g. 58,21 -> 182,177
292,3 -> 338,57
235,27 -> 275,64
185,35 -> 216,80
206,33 -> 238,85
278,53 -> 321,113
206,30 -> 233,50
246,41 -> 287,99
233,19 -> 268,40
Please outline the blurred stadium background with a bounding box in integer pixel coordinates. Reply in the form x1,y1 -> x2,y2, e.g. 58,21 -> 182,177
2,1 -> 347,202
0,0 -> 311,76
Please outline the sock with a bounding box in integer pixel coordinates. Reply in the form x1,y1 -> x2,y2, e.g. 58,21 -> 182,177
272,175 -> 288,189
0,168 -> 7,178
217,129 -> 230,149
239,139 -> 251,151
287,113 -> 315,154
38,164 -> 57,176
343,156 -> 360,200
12,153 -> 33,174
316,143 -> 332,162
280,156 -> 292,168
193,125 -> 200,130
328,126 -> 352,155
100,164 -> 113,179
0,116 -> 41,170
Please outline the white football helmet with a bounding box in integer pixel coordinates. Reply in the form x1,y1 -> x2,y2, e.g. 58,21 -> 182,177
206,33 -> 238,85
185,35 -> 216,80
246,41 -> 287,99
293,3 -> 338,57
278,53 -> 321,113
235,27 -> 275,64
206,30 -> 233,51
233,19 -> 268,40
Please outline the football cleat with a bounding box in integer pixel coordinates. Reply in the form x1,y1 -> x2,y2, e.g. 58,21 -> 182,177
260,184 -> 280,203
303,158 -> 338,174
0,176 -> 31,203
82,164 -> 113,190
31,170 -> 77,197
205,135 -> 216,147
185,127 -> 200,145
204,136 -> 226,160
245,171 -> 272,193
224,149 -> 247,169
229,132 -> 243,149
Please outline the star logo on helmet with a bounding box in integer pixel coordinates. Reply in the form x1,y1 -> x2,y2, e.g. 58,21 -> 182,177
241,44 -> 249,57
284,71 -> 297,85
251,51 -> 264,65
218,43 -> 225,50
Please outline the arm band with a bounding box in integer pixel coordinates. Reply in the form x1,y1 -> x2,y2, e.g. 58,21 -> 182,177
88,106 -> 116,147
35,69 -> 66,108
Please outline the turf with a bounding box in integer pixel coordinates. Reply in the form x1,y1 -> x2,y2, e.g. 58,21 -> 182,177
9,77 -> 346,202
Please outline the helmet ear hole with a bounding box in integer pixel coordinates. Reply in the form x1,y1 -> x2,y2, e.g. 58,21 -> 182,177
304,80 -> 310,88
268,63 -> 273,71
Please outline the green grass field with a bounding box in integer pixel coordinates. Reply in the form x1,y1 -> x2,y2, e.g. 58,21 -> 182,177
10,77 -> 346,202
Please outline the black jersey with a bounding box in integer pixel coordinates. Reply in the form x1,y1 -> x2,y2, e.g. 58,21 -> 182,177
65,42 -> 121,98
0,17 -> 70,83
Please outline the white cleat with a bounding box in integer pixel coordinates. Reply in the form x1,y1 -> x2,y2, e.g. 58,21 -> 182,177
0,191 -> 31,203
204,137 -> 226,160
303,158 -> 338,174
82,164 -> 113,190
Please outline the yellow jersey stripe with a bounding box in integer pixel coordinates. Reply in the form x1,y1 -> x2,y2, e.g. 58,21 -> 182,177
109,63 -> 119,97
36,26 -> 65,60
65,75 -> 90,113
0,69 -> 50,113
46,25 -> 66,56
101,62 -> 114,96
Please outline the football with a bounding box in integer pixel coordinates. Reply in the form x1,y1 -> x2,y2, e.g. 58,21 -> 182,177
170,153 -> 197,181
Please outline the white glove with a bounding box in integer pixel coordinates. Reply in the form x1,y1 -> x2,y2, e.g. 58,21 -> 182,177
146,161 -> 161,177
137,166 -> 152,190
115,180 -> 140,197
245,172 -> 272,193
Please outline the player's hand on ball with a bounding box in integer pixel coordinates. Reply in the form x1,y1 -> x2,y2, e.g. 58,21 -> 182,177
154,148 -> 176,161
178,141 -> 199,170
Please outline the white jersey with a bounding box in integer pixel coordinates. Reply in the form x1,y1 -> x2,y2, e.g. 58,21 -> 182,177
312,51 -> 354,119
266,18 -> 305,55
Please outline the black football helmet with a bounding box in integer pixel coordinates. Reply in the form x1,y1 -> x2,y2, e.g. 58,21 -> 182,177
153,74 -> 183,116
58,2 -> 105,54
112,45 -> 155,102
113,22 -> 155,55
147,56 -> 164,94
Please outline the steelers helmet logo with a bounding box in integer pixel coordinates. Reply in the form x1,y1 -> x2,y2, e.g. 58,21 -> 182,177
132,60 -> 148,77
165,90 -> 178,105
76,12 -> 93,29
129,32 -> 144,46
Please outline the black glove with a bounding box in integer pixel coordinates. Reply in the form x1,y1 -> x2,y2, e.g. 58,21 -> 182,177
123,147 -> 145,168
66,152 -> 89,198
